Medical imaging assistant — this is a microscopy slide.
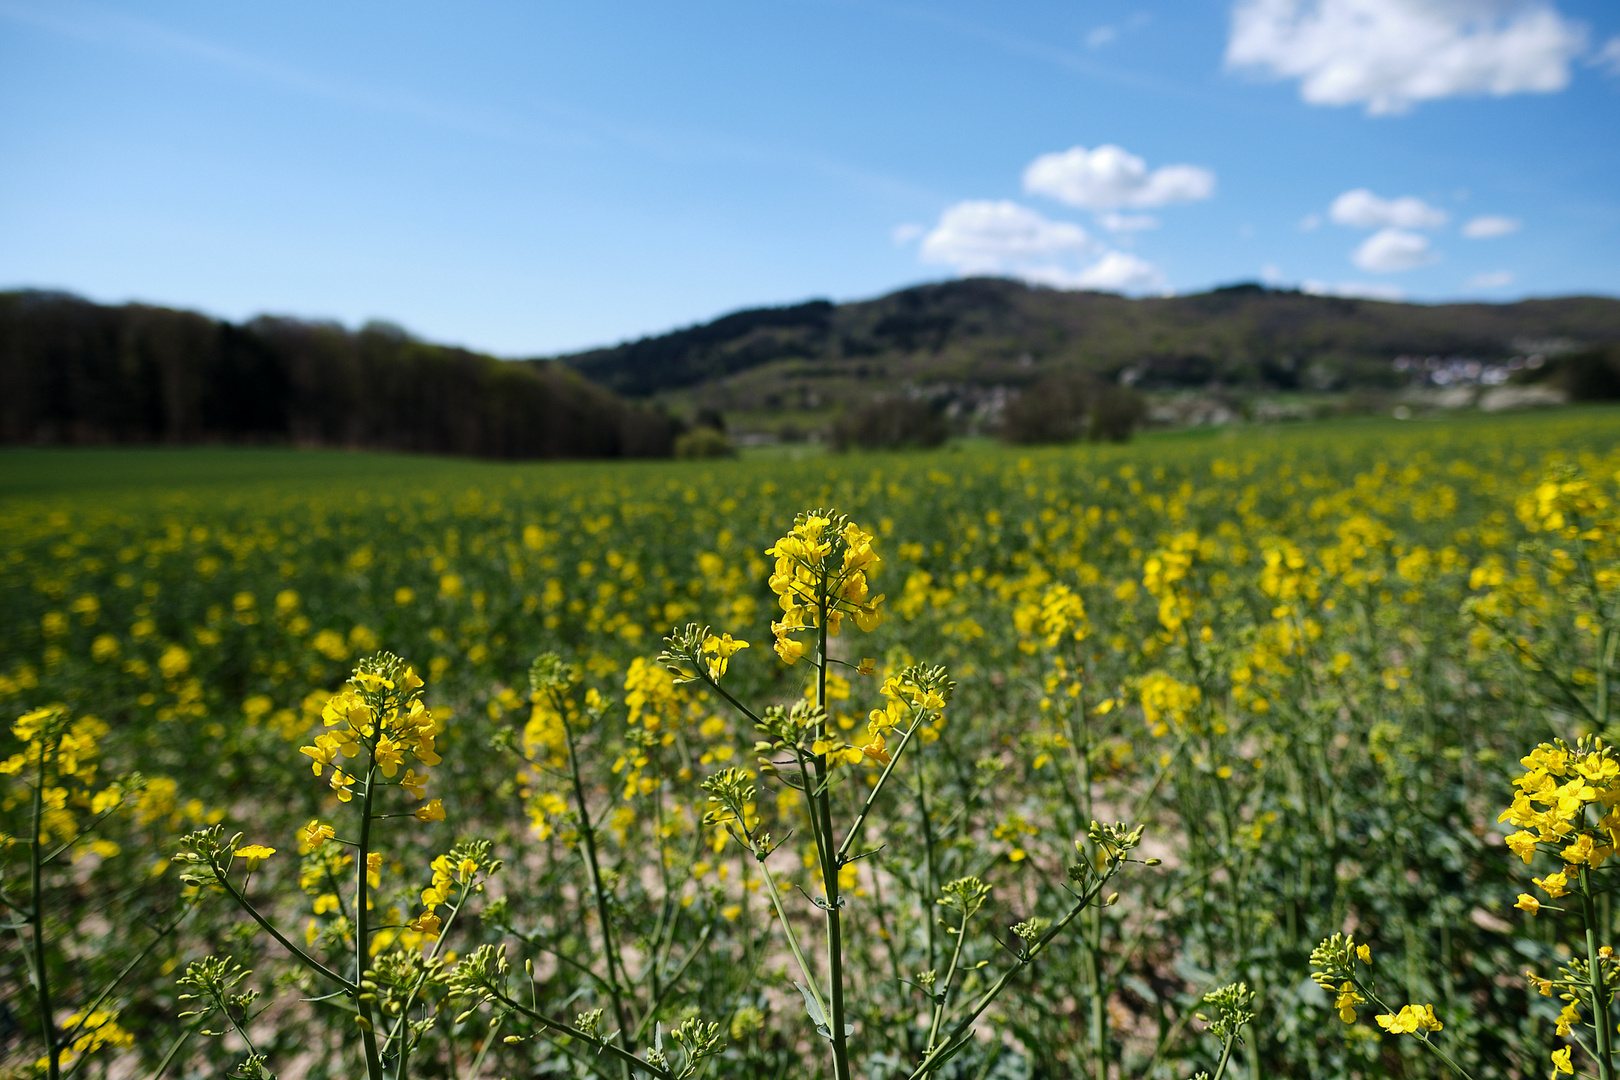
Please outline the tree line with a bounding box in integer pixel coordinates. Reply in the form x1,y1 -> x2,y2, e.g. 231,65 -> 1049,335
0,291 -> 679,459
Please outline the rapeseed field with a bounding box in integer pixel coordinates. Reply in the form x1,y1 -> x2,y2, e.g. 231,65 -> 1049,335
4,409 -> 1620,1080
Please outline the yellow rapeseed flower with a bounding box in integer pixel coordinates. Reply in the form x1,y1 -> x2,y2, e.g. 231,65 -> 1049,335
1374,1003 -> 1442,1034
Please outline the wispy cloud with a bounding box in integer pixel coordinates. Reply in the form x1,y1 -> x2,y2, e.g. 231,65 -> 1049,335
1302,279 -> 1405,301
1462,215 -> 1522,238
0,0 -> 946,208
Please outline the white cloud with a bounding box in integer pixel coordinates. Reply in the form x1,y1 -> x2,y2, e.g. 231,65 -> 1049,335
1026,252 -> 1168,293
919,200 -> 1097,275
1299,213 -> 1322,230
1226,0 -> 1588,115
1261,263 -> 1286,284
1087,25 -> 1118,48
1352,227 -> 1439,271
1302,279 -> 1407,300
1596,36 -> 1620,75
891,223 -> 926,245
1462,214 -> 1521,237
1076,251 -> 1167,291
1468,269 -> 1515,287
1330,188 -> 1448,229
1099,212 -> 1160,232
1023,144 -> 1216,210
916,201 -> 1164,293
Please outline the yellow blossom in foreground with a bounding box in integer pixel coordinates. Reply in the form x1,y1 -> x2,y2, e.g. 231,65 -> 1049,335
701,633 -> 749,680
1534,872 -> 1570,899
1552,1046 -> 1572,1075
1506,830 -> 1539,863
1335,981 -> 1363,1023
1374,1003 -> 1442,1034
1515,893 -> 1542,914
236,844 -> 276,867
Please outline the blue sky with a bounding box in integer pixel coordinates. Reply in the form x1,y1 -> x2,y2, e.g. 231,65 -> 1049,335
2,0 -> 1618,356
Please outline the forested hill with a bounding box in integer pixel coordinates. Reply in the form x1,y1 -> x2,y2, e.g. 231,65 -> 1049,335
8,283 -> 1618,457
0,291 -> 677,458
550,279 -> 1620,408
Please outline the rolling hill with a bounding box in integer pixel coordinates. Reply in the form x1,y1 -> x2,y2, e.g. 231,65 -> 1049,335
548,278 -> 1620,432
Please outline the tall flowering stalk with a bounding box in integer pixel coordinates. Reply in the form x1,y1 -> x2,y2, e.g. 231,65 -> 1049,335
1310,933 -> 1474,1079
1502,736 -> 1620,1080
2,705 -> 156,1079
662,508 -> 1149,1080
174,653 -> 494,1080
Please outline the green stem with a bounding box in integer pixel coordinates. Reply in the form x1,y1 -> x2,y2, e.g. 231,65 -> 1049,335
925,905 -> 970,1053
918,774 -> 939,972
386,885 -> 475,1079
143,1019 -> 203,1080
835,713 -> 925,863
457,1013 -> 500,1080
210,859 -> 355,991
354,764 -> 385,1080
816,589 -> 853,1080
31,741 -> 60,1080
632,924 -> 713,1041
906,872 -> 1111,1080
1068,682 -> 1107,1080
488,989 -> 674,1080
753,850 -> 828,1022
1355,978 -> 1477,1080
558,688 -> 634,1058
1584,868 -> 1615,1080
59,899 -> 196,1069
1211,1031 -> 1237,1080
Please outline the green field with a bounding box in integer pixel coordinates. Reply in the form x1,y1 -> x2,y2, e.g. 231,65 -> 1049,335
4,408 -> 1620,1079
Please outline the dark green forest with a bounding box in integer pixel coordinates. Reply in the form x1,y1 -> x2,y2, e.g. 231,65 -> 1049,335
0,291 -> 678,459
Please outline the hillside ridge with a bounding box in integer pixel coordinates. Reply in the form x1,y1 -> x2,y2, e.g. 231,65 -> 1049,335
544,278 -> 1620,425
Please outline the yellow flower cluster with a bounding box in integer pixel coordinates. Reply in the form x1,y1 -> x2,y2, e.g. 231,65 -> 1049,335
2,705 -> 101,784
624,657 -> 682,731
299,661 -> 440,803
1,705 -> 119,847
765,511 -> 884,664
1375,1003 -> 1442,1034
1137,672 -> 1202,739
413,849 -> 482,938
811,666 -> 949,767
1499,739 -> 1620,878
1013,582 -> 1088,651
1308,933 -> 1373,1024
701,632 -> 749,680
1518,467 -> 1616,543
1142,532 -> 1203,633
54,1008 -> 135,1066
